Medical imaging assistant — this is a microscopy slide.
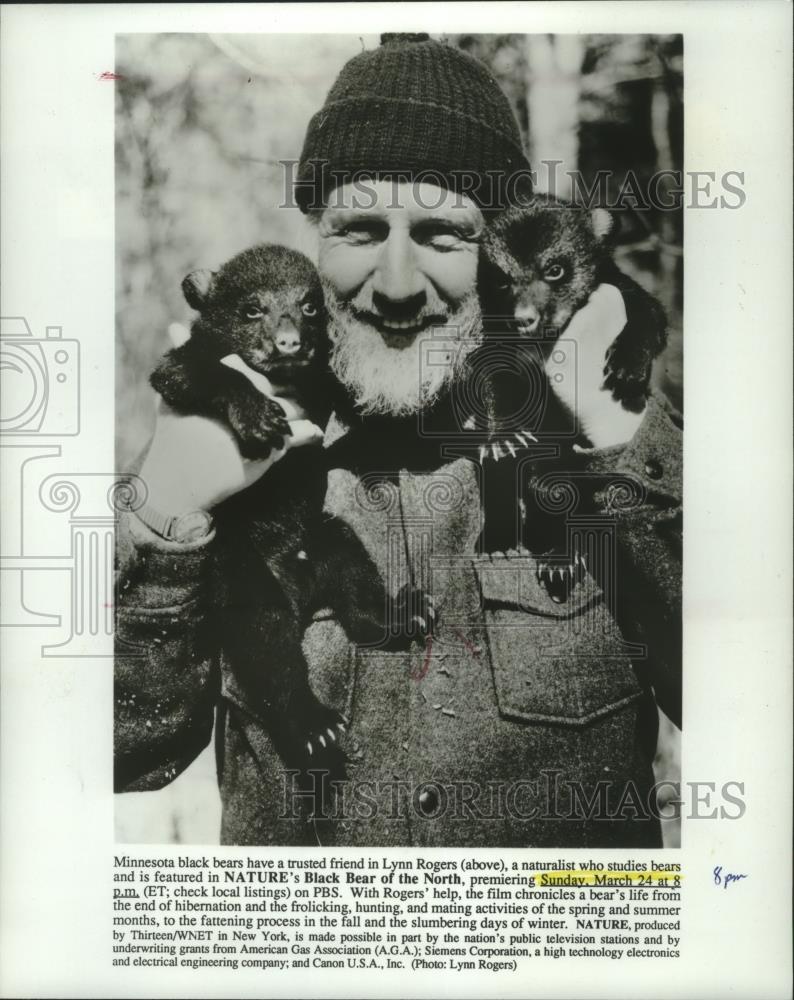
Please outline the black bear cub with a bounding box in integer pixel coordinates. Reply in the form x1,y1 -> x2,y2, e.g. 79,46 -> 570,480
477,195 -> 668,599
151,244 -> 427,775
480,193 -> 668,412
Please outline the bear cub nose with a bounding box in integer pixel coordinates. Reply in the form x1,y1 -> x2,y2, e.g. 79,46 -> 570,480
275,328 -> 301,355
515,303 -> 541,334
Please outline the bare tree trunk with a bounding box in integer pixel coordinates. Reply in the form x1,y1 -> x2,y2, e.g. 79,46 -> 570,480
525,35 -> 585,197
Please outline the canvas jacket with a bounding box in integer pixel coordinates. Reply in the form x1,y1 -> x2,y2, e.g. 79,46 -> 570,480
114,392 -> 682,847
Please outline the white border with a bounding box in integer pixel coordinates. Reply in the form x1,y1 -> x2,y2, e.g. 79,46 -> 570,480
1,3 -> 792,998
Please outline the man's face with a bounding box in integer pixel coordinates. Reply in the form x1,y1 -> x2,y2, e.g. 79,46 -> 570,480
316,180 -> 484,417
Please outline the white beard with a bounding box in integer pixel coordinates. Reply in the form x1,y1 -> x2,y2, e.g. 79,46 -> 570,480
325,290 -> 483,418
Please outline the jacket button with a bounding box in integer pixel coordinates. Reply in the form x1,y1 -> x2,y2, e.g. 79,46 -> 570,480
644,458 -> 663,480
417,787 -> 439,815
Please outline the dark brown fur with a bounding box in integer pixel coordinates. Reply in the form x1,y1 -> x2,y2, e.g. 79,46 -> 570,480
480,194 -> 668,412
476,197 -> 668,597
150,244 -> 427,780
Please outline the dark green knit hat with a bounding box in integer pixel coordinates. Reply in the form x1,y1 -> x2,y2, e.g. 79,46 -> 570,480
295,33 -> 532,213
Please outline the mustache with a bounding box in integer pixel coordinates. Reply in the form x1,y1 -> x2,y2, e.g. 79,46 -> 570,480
323,288 -> 484,418
320,279 -> 454,328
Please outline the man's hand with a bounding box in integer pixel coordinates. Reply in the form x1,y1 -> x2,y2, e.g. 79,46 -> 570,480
546,284 -> 645,449
139,326 -> 324,516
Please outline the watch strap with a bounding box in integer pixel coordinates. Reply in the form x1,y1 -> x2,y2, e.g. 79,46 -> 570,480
132,502 -> 213,543
135,502 -> 177,540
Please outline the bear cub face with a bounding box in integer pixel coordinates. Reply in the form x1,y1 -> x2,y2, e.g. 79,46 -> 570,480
481,194 -> 614,339
183,244 -> 328,384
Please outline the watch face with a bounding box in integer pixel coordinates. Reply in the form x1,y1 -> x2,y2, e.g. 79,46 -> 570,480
172,510 -> 212,543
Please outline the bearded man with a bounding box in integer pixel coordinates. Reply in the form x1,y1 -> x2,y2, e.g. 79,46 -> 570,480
114,34 -> 682,847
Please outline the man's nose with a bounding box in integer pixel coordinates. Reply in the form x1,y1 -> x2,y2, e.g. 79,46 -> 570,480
274,319 -> 301,355
371,230 -> 427,315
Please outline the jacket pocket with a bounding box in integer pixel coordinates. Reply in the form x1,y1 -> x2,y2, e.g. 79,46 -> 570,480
474,555 -> 643,726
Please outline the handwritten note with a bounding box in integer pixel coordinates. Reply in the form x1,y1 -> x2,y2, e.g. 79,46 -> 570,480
713,865 -> 748,889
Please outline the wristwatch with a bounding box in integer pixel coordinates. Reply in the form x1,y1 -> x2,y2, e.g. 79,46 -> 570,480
133,502 -> 214,544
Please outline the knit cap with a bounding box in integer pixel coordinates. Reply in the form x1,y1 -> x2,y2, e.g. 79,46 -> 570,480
295,33 -> 532,212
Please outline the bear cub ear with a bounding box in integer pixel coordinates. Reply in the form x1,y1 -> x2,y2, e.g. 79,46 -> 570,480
590,207 -> 616,242
182,269 -> 216,310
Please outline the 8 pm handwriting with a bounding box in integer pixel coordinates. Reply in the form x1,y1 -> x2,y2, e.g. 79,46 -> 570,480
713,866 -> 748,889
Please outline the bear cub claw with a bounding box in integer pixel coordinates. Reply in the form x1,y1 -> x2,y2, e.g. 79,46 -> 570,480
536,550 -> 588,604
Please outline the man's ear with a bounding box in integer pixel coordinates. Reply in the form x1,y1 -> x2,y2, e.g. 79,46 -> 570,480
590,208 -> 616,242
182,269 -> 215,310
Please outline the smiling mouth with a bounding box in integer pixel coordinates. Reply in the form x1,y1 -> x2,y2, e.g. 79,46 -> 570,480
360,313 -> 447,337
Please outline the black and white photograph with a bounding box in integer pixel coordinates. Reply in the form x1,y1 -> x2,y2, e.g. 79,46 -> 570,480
113,32 -> 684,848
1,4 -> 791,998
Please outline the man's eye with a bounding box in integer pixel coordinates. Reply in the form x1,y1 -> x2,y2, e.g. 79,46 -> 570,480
242,306 -> 265,320
415,223 -> 463,250
543,263 -> 567,283
301,302 -> 318,317
339,222 -> 385,244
